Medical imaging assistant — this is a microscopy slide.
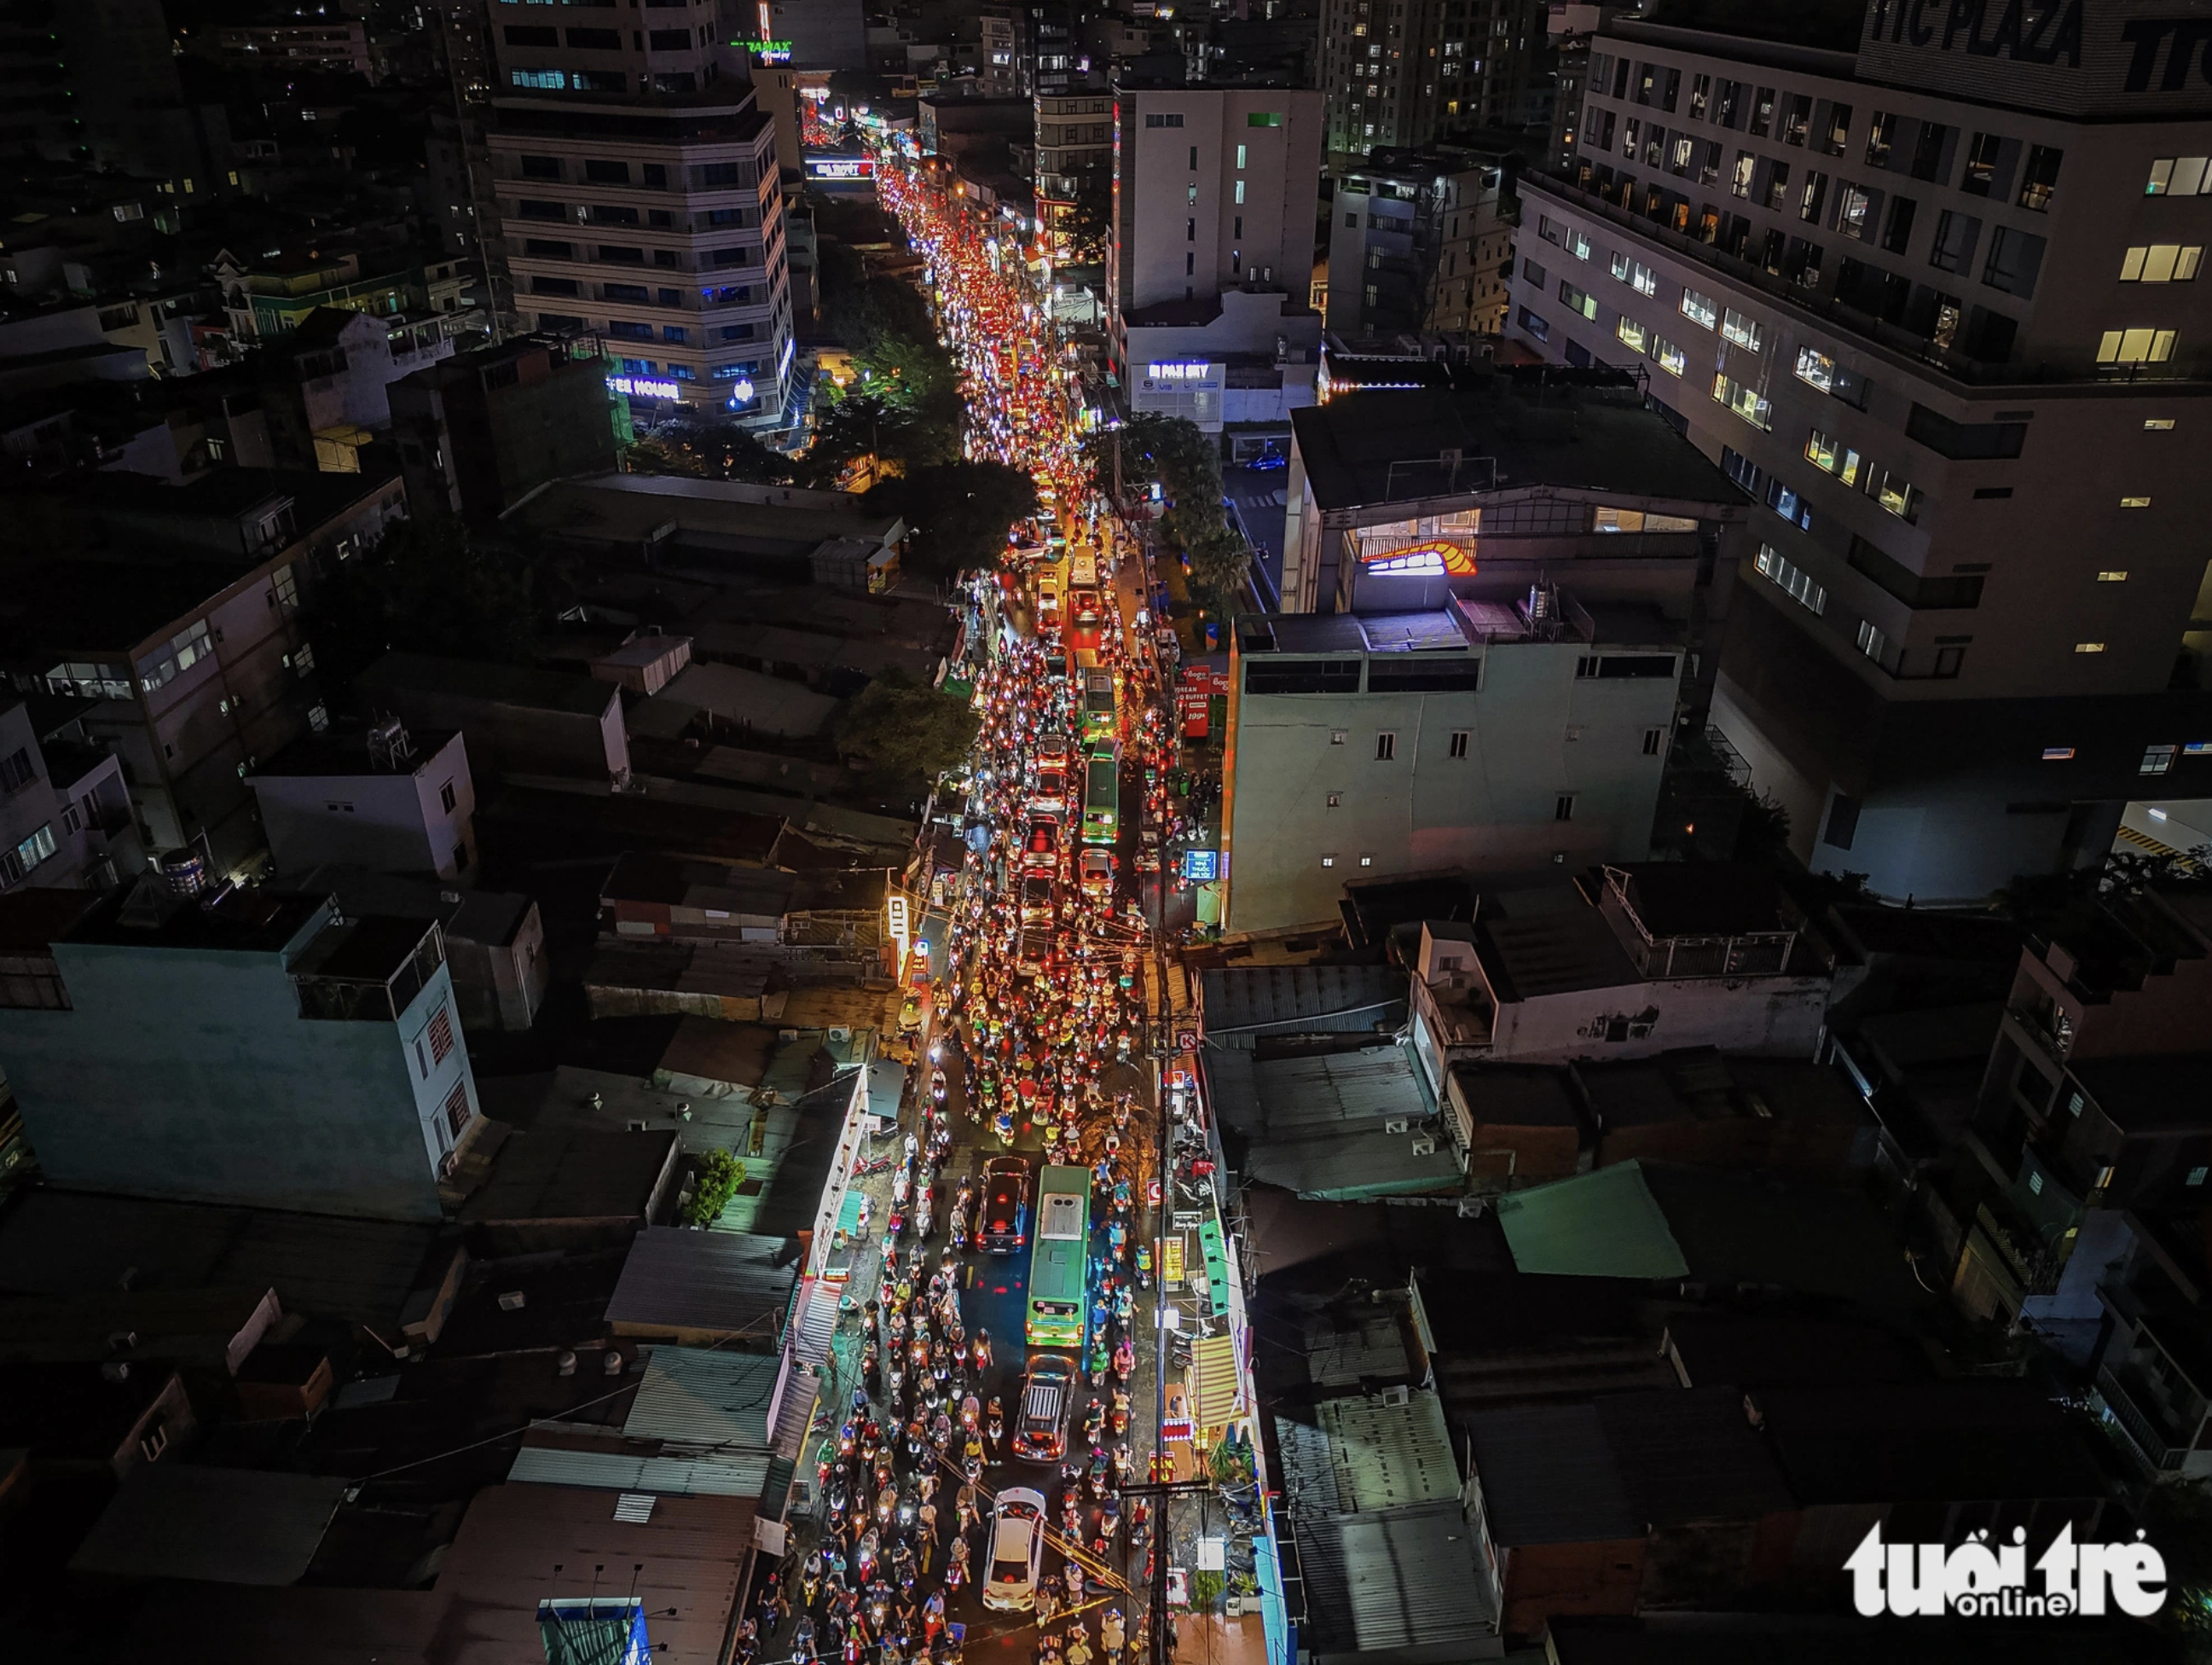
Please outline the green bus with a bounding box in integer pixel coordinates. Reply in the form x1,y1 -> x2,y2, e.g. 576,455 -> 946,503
1080,743 -> 1120,847
1080,669 -> 1116,745
1025,1164 -> 1092,1349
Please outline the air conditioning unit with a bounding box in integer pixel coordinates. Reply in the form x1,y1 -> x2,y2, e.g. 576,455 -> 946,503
1410,1135 -> 1438,1157
829,1026 -> 852,1044
1384,1117 -> 1410,1135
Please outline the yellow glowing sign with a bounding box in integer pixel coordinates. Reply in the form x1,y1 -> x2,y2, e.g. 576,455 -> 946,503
1358,540 -> 1478,576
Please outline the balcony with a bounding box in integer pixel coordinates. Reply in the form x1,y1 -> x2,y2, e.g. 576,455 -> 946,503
2097,1363 -> 2192,1472
292,915 -> 446,1023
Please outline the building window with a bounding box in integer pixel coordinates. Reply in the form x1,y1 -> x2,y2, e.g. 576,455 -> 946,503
1721,308 -> 1763,351
2075,641 -> 2107,653
1679,287 -> 1717,329
1449,730 -> 1469,758
1856,619 -> 1887,661
1554,794 -> 1575,821
1617,316 -> 1649,353
1558,281 -> 1597,320
2120,245 -> 2203,283
2143,745 -> 2177,774
2147,156 -> 2212,195
1712,373 -> 1772,429
2018,144 -> 2061,210
1653,337 -> 1687,376
2096,328 -> 2178,366
1610,252 -> 1658,295
1517,307 -> 1549,343
441,780 -> 458,813
2121,496 -> 2152,509
1375,732 -> 1396,761
1642,728 -> 1665,756
1754,542 -> 1827,614
444,1080 -> 472,1139
428,1006 -> 456,1065
0,748 -> 33,792
1330,729 -> 1347,745
1326,792 -> 1341,807
1321,854 -> 1336,867
1836,183 -> 1873,239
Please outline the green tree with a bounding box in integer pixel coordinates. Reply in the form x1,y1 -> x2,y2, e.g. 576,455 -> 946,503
306,519 -> 553,697
683,1149 -> 748,1226
832,668 -> 981,792
863,461 -> 1039,583
1081,413 -> 1248,613
622,434 -> 707,477
798,394 -> 924,488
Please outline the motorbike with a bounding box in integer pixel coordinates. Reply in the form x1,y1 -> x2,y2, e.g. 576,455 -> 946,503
1113,1339 -> 1134,1384
1110,1389 -> 1130,1437
1134,1244 -> 1152,1290
1087,1450 -> 1109,1500
1082,1400 -> 1105,1450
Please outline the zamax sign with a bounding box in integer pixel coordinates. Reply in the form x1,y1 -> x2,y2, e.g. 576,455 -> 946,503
1845,1523 -> 2168,1619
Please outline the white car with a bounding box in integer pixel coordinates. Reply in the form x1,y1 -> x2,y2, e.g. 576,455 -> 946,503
984,1486 -> 1049,1612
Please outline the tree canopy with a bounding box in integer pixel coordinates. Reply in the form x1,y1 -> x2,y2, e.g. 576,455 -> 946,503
831,667 -> 980,792
863,461 -> 1039,583
1080,413 -> 1248,614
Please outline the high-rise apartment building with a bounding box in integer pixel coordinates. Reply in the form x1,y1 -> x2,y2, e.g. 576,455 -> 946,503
1320,0 -> 1544,161
483,3 -> 796,426
1509,11 -> 2212,902
1109,80 -> 1327,414
1035,88 -> 1115,258
1325,147 -> 1514,342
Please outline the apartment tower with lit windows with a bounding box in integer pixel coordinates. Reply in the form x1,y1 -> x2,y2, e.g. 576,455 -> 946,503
1507,8 -> 2212,902
482,2 -> 796,426
1319,0 -> 1546,162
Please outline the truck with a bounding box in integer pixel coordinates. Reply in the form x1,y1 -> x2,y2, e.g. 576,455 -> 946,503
1068,550 -> 1099,589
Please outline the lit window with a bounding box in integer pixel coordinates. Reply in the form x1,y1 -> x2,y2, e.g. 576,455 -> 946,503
1653,337 -> 1686,377
2191,1165 -> 2209,1186
2120,496 -> 2151,508
1679,287 -> 1718,329
1321,854 -> 1336,867
1616,316 -> 1648,352
2097,328 -> 2178,366
1609,252 -> 1657,295
1358,855 -> 1374,867
2142,745 -> 2176,774
1856,619 -> 1887,661
1721,308 -> 1763,351
2119,245 -> 2203,282
2074,641 -> 2107,653
1873,470 -> 1920,522
2097,571 -> 2128,582
1712,373 -> 1771,429
2145,157 -> 2212,195
2146,418 -> 2176,431
2041,745 -> 2076,760
1753,543 -> 1827,614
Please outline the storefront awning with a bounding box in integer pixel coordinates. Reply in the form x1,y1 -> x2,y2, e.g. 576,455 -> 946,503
1191,1332 -> 1242,1432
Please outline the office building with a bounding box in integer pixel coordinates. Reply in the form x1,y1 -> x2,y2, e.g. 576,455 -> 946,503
1225,371 -> 1747,931
1110,82 -> 1327,426
484,3 -> 796,426
1325,146 -> 1514,343
1320,0 -> 1546,161
0,885 -> 481,1221
1509,12 -> 2212,901
757,0 -> 868,73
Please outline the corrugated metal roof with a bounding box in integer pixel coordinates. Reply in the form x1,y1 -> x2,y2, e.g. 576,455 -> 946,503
624,1346 -> 779,1447
1190,1333 -> 1243,1431
1199,966 -> 1406,1043
1304,1308 -> 1411,1389
771,1362 -> 820,1459
1215,1043 -> 1460,1199
1292,1500 -> 1495,1655
1492,1161 -> 1688,1279
605,1227 -> 798,1337
1317,1392 -> 1461,1513
1465,1403 -> 1641,1546
507,1446 -> 771,1498
67,1465 -> 346,1585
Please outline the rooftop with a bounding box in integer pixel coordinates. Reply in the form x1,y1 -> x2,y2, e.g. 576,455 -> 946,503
1290,371 -> 1746,513
40,883 -> 329,957
69,1465 -> 347,1585
1494,1161 -> 1689,1279
356,652 -> 620,719
605,1227 -> 799,1343
1197,963 -> 1407,1040
507,473 -> 901,558
456,1128 -> 679,1227
249,725 -> 465,781
1210,1043 -> 1460,1201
